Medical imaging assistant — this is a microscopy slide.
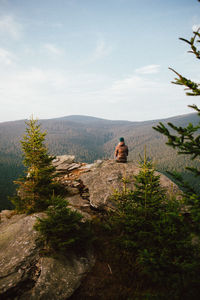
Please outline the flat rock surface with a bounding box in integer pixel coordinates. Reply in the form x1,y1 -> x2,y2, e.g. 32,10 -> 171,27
0,213 -> 95,299
52,155 -> 75,167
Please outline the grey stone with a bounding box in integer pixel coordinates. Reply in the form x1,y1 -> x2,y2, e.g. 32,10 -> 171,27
67,187 -> 80,196
55,163 -> 72,171
80,159 -> 181,209
66,195 -> 89,208
52,155 -> 75,171
79,164 -> 94,170
0,213 -> 95,299
23,254 -> 94,300
53,155 -> 75,165
0,213 -> 41,296
67,163 -> 81,171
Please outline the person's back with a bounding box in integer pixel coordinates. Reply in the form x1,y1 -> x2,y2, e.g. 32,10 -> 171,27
115,137 -> 128,163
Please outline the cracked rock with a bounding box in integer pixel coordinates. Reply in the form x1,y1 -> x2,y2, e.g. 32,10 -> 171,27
0,213 -> 95,299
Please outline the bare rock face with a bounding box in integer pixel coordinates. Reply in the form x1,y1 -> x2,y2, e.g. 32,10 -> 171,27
53,157 -> 181,211
0,213 -> 95,300
80,160 -> 180,209
52,155 -> 76,173
53,155 -> 75,166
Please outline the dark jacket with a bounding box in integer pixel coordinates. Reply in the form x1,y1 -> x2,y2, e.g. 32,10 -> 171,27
115,142 -> 128,162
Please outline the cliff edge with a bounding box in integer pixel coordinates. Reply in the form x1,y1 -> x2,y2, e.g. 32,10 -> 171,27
0,156 -> 180,299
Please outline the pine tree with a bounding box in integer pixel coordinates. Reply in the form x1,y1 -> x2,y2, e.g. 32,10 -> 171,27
152,0 -> 200,250
153,10 -> 200,197
11,117 -> 57,213
110,153 -> 169,253
107,154 -> 200,298
133,149 -> 166,210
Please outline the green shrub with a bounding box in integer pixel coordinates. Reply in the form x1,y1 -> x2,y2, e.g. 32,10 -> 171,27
106,155 -> 200,299
34,196 -> 93,254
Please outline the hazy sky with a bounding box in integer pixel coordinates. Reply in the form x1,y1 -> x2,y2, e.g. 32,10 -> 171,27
0,0 -> 200,122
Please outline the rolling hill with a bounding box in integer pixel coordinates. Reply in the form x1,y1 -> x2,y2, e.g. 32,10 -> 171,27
0,113 -> 199,210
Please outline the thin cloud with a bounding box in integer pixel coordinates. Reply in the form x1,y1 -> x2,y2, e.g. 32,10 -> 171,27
135,64 -> 161,74
17,68 -> 68,89
0,66 -> 192,122
92,39 -> 112,61
0,15 -> 22,39
43,43 -> 63,55
110,75 -> 158,95
0,48 -> 15,65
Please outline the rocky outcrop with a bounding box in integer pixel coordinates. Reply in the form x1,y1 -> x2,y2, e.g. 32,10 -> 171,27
0,212 -> 95,300
53,156 -> 181,212
0,156 -> 181,299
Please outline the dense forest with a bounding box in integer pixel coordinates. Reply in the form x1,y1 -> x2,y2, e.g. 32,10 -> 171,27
0,113 -> 199,210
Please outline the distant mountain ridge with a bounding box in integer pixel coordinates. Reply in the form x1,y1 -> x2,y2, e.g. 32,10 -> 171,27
0,112 -> 197,126
41,112 -> 198,124
0,112 -> 199,210
60,115 -> 131,123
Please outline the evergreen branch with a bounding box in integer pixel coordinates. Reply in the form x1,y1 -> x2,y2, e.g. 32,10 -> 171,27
166,171 -> 197,195
153,117 -> 200,159
179,27 -> 200,59
168,67 -> 182,78
188,104 -> 200,114
185,166 -> 200,177
169,68 -> 200,96
179,37 -> 192,45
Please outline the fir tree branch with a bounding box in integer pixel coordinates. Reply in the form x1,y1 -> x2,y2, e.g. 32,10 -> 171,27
168,68 -> 200,96
166,171 -> 197,195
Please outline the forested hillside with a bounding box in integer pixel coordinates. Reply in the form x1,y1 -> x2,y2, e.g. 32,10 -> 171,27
0,113 -> 199,210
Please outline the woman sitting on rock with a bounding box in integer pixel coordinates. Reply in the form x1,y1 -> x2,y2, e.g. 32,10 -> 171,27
114,137 -> 128,163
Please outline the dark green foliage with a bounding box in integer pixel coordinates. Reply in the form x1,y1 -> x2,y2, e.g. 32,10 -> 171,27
153,7 -> 200,265
166,170 -> 197,196
132,150 -> 166,209
34,196 -> 93,254
154,108 -> 200,160
154,108 -> 200,195
105,156 -> 200,299
11,117 -> 59,213
0,157 -> 24,210
153,21 -> 200,196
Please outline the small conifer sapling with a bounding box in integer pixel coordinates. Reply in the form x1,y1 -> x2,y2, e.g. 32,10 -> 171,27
12,117 -> 57,213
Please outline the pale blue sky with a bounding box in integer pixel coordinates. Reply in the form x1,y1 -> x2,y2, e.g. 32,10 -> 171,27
0,0 -> 200,122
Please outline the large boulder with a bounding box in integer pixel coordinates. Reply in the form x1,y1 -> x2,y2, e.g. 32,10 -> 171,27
79,160 -> 180,209
53,157 -> 181,211
0,213 -> 95,300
